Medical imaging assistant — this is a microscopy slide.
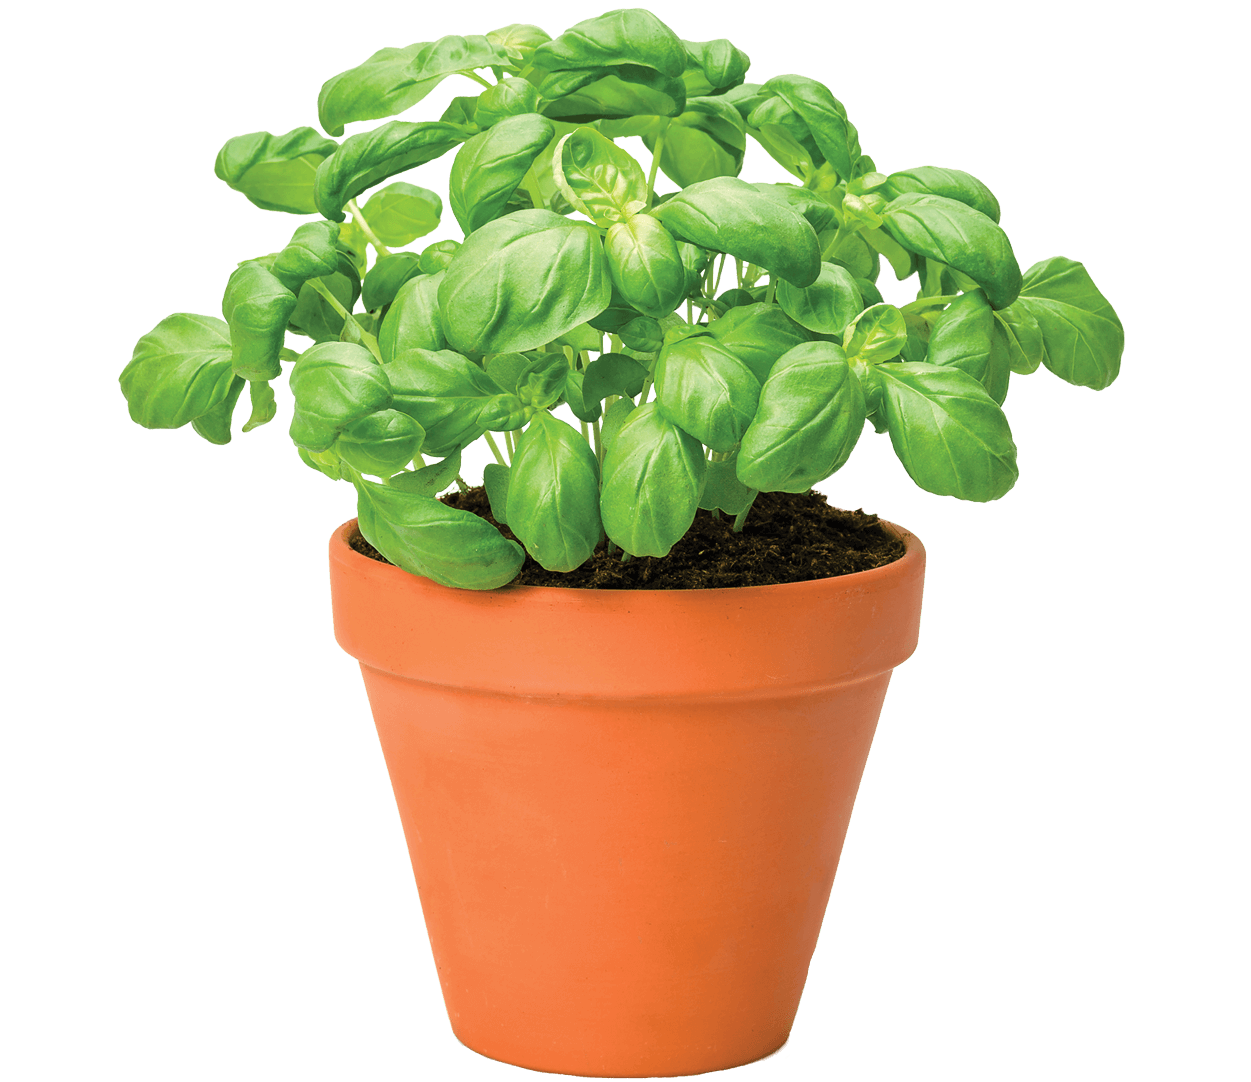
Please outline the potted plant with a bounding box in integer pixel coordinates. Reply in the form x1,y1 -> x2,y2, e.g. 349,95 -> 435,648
118,8 -> 1123,1077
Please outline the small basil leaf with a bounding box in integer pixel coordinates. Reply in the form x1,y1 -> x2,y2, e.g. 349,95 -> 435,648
336,409 -> 425,477
450,114 -> 555,234
482,461 -> 511,523
317,44 -> 428,138
582,352 -> 649,402
776,262 -> 862,336
699,450 -> 756,515
604,214 -> 685,318
362,252 -> 425,311
654,335 -> 760,453
618,315 -> 664,353
927,291 -> 996,383
221,262 -> 297,382
648,96 -> 747,188
387,450 -> 462,497
553,322 -> 604,353
844,304 -> 907,364
288,341 -> 392,452
191,376 -> 246,445
418,239 -> 461,274
993,305 -> 1045,375
360,182 -> 442,245
271,221 -> 341,294
214,128 -> 338,214
600,396 -> 637,454
563,370 -> 602,423
288,259 -> 361,343
680,38 -> 751,96
386,347 -> 513,455
474,77 -> 542,127
485,23 -> 552,65
515,351 -> 569,409
555,126 -> 648,225
242,379 -> 277,433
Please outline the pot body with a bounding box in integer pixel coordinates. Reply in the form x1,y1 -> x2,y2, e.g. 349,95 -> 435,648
330,520 -> 924,1077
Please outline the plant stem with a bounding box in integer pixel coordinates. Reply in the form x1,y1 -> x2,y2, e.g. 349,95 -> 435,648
307,279 -> 383,362
346,198 -> 391,258
592,416 -> 602,462
484,431 -> 508,466
455,474 -> 469,492
464,71 -> 494,89
900,293 -> 961,314
712,253 -> 727,296
735,258 -> 743,288
765,278 -> 777,305
732,490 -> 759,533
645,120 -> 669,209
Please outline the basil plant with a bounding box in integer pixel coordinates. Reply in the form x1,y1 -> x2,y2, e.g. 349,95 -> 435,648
120,8 -> 1123,590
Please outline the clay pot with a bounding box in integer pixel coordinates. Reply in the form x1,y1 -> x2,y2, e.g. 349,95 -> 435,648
329,518 -> 925,1077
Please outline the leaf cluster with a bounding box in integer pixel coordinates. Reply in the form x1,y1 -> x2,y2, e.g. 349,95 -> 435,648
121,7 -> 1124,589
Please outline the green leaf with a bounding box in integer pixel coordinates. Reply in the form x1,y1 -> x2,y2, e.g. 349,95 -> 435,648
242,379 -> 277,432
649,97 -> 746,188
419,239 -> 461,274
600,402 -> 705,557
404,35 -> 511,99
553,322 -> 604,353
604,214 -> 685,318
844,304 -> 907,364
449,114 -> 555,234
362,252 -> 425,311
314,121 -> 471,221
214,128 -> 338,214
514,351 -> 569,409
651,177 -> 820,287
271,221 -> 341,294
483,352 -> 532,395
221,262 -> 297,382
121,314 -> 237,430
563,369 -> 602,423
706,302 -> 812,384
737,341 -> 865,492
360,182 -> 442,245
506,411 -> 602,572
654,334 -> 760,453
760,75 -> 860,181
378,272 -> 445,361
883,166 -> 1001,224
287,259 -> 361,344
1012,257 -> 1123,389
482,461 -> 511,523
618,315 -> 664,353
387,450 -> 463,497
288,341 -> 391,452
680,38 -> 751,96
880,192 -> 1022,309
386,347 -> 523,455
191,376 -> 246,445
355,479 -> 524,589
993,305 -> 1045,375
474,77 -> 543,127
928,291 -> 995,382
863,226 -> 917,280
746,97 -> 816,179
876,361 -> 1018,501
555,126 -> 648,225
582,352 -> 648,402
438,210 -> 611,354
600,396 -> 637,454
752,183 -> 838,235
318,44 -> 428,137
336,409 -> 425,477
777,261 -> 862,336
699,450 -> 756,515
486,23 -> 552,65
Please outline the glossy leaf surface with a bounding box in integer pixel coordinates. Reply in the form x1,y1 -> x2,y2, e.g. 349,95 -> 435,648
214,128 -> 338,214
378,272 -> 445,361
221,262 -> 296,381
706,302 -> 811,383
289,341 -> 391,452
883,166 -> 1001,223
654,334 -> 760,452
318,44 -> 427,137
271,221 -> 340,294
777,261 -> 863,336
361,182 -> 442,245
121,314 -> 237,430
450,114 -> 555,234
604,214 -> 685,317
555,126 -> 648,225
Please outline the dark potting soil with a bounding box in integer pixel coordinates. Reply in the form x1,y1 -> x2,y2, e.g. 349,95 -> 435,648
348,487 -> 905,590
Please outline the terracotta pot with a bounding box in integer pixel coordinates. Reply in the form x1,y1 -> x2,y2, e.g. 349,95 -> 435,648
329,518 -> 925,1077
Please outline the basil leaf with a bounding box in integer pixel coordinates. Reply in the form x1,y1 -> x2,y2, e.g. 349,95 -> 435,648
438,210 -> 611,354
336,409 -> 425,477
1012,257 -> 1123,390
863,226 -> 917,280
221,262 -> 296,382
876,361 -> 1018,501
563,370 -> 602,423
506,411 -> 602,572
419,239 -> 461,274
485,23 -> 552,66
582,352 -> 649,402
121,314 -> 237,430
314,120 -> 471,221
649,97 -> 747,188
650,176 -> 820,287
360,182 -> 442,245
760,74 -> 860,182
600,402 -> 705,558
737,341 -> 865,492
926,291 -> 1012,405
271,221 -> 340,294
752,183 -> 839,235
482,461 -> 511,523
844,303 -> 907,364
474,77 -> 542,127
317,44 -> 427,138
386,347 -> 523,455
449,114 -> 555,234
883,166 -> 1001,224
993,305 -> 1045,375
514,351 -> 569,409
618,315 -> 664,353
355,479 -> 524,590
242,380 -> 277,433
288,341 -> 392,452
777,261 -> 862,336
362,252 -> 425,311
213,128 -> 338,214
880,192 -> 1022,309
706,302 -> 812,384
604,214 -> 685,318
699,451 -> 756,515
191,376 -> 246,445
286,254 -> 361,344
655,334 -> 760,453
746,96 -> 816,179
378,272 -> 445,361
387,450 -> 463,498
404,35 -> 510,97
680,38 -> 751,97
555,126 -> 648,225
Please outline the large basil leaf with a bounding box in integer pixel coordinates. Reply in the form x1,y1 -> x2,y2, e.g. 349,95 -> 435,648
386,347 -> 523,455
506,411 -> 602,572
650,177 -> 820,287
288,341 -> 392,451
680,38 -> 750,97
438,210 -> 611,354
314,120 -> 471,221
604,214 -> 685,318
759,75 -> 860,181
543,67 -> 686,123
221,262 -> 296,382
599,402 -> 705,558
271,221 -> 340,293
883,166 -> 1001,224
121,314 -> 236,430
355,479 -> 524,590
191,376 -> 246,445
362,252 -> 425,311
880,193 -> 1022,309
360,182 -> 442,245
378,272 -> 445,360
706,302 -> 811,383
926,291 -> 1011,405
317,44 -> 427,138
752,183 -> 838,235
214,128 -> 338,214
1012,257 -> 1123,390
647,97 -> 746,188
336,409 -> 425,477
737,341 -> 866,492
555,126 -> 647,224
776,261 -> 862,335
449,114 -> 555,234
876,361 -> 1018,501
654,334 -> 761,453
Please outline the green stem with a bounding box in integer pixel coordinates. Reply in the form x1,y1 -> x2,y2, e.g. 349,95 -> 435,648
900,293 -> 961,314
455,474 -> 469,492
712,253 -> 727,296
346,198 -> 391,258
735,258 -> 743,289
821,224 -> 857,261
484,431 -> 507,466
732,490 -> 759,533
645,120 -> 670,209
592,416 -> 602,462
308,279 -> 383,363
765,278 -> 777,306
464,71 -> 494,89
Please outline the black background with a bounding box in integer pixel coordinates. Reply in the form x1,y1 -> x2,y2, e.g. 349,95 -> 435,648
105,21 -> 1145,1075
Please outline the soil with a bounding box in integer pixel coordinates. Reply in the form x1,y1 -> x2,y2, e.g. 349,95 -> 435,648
349,487 -> 905,590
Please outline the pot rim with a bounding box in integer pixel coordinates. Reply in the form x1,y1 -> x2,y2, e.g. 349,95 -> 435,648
332,515 -> 924,600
